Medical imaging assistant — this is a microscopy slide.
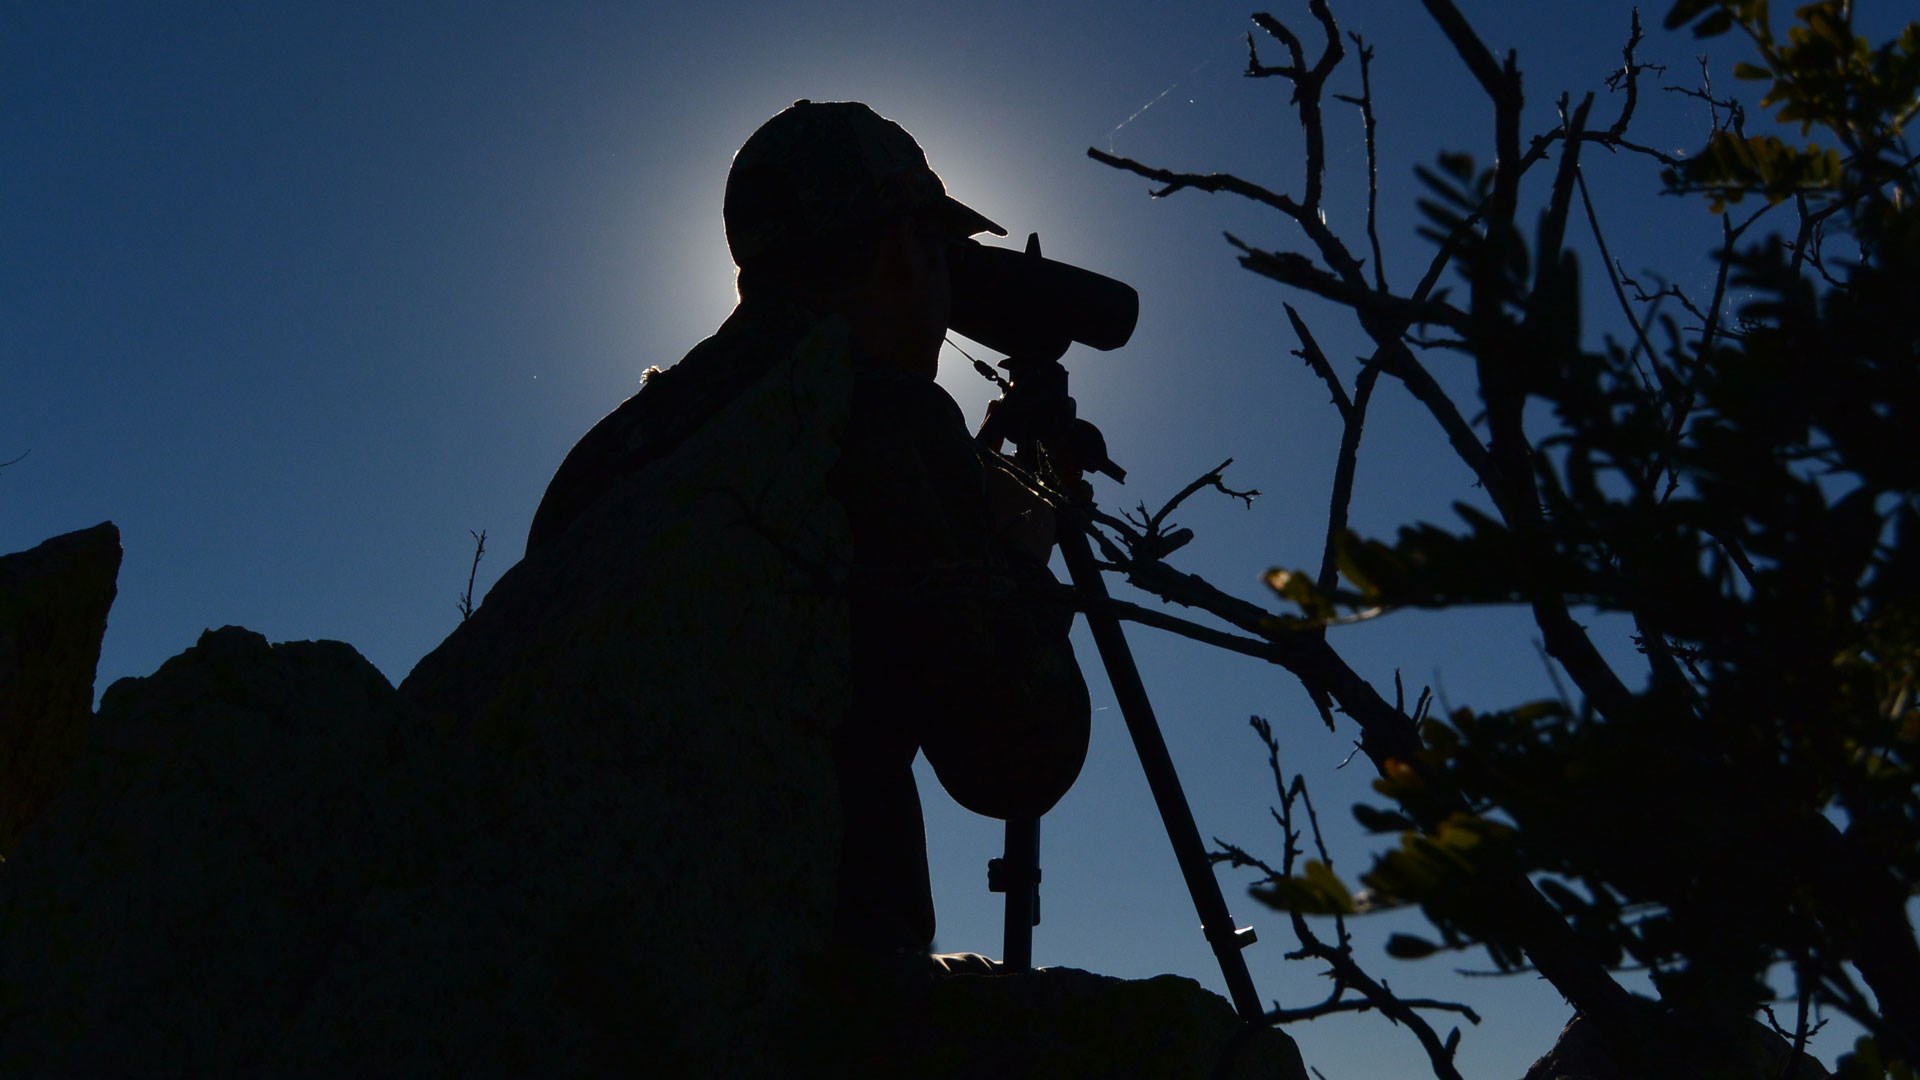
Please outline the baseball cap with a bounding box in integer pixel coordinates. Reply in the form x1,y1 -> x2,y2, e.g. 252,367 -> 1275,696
724,100 -> 1006,269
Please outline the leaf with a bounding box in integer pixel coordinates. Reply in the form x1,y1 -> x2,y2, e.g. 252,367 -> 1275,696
1835,1035 -> 1919,1080
1385,932 -> 1442,959
1334,531 -> 1410,603
1352,804 -> 1416,834
1509,700 -> 1571,726
1693,9 -> 1735,37
1249,859 -> 1356,916
1263,567 -> 1335,621
1662,0 -> 1717,31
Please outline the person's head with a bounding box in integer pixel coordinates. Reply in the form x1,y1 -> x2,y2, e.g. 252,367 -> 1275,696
724,100 -> 1004,377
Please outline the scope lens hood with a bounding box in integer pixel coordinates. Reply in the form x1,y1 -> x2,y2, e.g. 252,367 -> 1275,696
947,237 -> 1139,358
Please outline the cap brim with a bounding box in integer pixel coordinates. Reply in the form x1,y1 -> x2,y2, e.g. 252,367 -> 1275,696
936,195 -> 1006,240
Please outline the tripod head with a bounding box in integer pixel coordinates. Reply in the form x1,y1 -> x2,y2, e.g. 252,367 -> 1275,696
958,233 -> 1132,486
975,354 -> 1127,487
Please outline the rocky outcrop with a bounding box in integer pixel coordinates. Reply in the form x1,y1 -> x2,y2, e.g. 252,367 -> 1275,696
911,964 -> 1307,1078
1524,1013 -> 1832,1080
0,626 -> 406,1076
0,521 -> 121,856
1,325 -> 856,1076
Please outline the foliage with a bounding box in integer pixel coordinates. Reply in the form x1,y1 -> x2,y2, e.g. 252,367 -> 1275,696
1088,0 -> 1920,1071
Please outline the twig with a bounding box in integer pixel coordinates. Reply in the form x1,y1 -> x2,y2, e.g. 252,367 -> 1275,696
1247,4 -> 1344,211
1282,296 -> 1359,740
1212,836 -> 1285,880
1318,362 -> 1379,594
1642,205 -> 1763,496
1573,166 -> 1656,390
1773,958 -> 1826,1080
1417,0 -> 1521,224
1227,716 -> 1477,1080
1602,10 -> 1656,142
1266,995 -> 1483,1025
457,529 -> 487,621
1152,458 -> 1259,525
1333,32 -> 1387,292
1533,94 -> 1594,299
1117,458 -> 1257,561
1087,147 -> 1301,215
1667,57 -> 1745,143
1230,236 -> 1466,331
1282,304 -> 1350,416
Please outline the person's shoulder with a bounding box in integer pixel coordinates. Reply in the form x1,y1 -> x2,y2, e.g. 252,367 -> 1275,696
527,302 -> 840,552
578,301 -> 825,454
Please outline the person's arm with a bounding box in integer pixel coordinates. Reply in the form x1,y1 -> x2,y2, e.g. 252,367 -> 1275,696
831,373 -> 1090,821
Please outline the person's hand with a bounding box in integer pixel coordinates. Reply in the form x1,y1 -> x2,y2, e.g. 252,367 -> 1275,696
983,467 -> 1056,562
1039,438 -> 1094,506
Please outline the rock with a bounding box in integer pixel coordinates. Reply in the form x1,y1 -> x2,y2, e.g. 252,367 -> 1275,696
1524,1013 -> 1832,1080
917,964 -> 1308,1078
793,954 -> 1307,1078
0,521 -> 121,856
0,626 -> 406,1077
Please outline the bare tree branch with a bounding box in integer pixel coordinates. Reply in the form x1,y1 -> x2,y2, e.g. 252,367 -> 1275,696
1284,303 -> 1351,419
1574,166 -> 1657,388
1265,995 -> 1482,1025
1602,9 -> 1652,142
1333,32 -> 1388,292
1417,0 -> 1521,223
1120,458 -> 1258,560
1534,94 -> 1594,297
1247,4 -> 1344,211
1231,236 -> 1468,331
1087,148 -> 1301,216
1319,364 -> 1379,595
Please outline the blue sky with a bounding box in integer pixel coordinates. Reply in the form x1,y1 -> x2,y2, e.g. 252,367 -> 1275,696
3,2 -> 1859,1073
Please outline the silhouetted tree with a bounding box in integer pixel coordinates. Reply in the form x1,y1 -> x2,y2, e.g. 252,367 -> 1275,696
1080,1 -> 1919,1073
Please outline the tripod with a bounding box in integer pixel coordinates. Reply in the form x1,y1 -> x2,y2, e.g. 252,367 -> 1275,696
974,351 -> 1264,1023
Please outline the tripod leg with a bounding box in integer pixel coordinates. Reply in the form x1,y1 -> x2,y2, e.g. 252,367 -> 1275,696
993,817 -> 1040,971
1055,522 -> 1264,1020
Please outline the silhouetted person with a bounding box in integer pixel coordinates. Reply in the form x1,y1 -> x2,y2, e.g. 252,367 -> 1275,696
527,100 -> 1089,954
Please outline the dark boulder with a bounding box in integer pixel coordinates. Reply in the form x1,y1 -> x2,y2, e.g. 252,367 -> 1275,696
789,952 -> 1306,1077
0,521 -> 121,856
0,626 -> 405,1077
1524,1013 -> 1832,1080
